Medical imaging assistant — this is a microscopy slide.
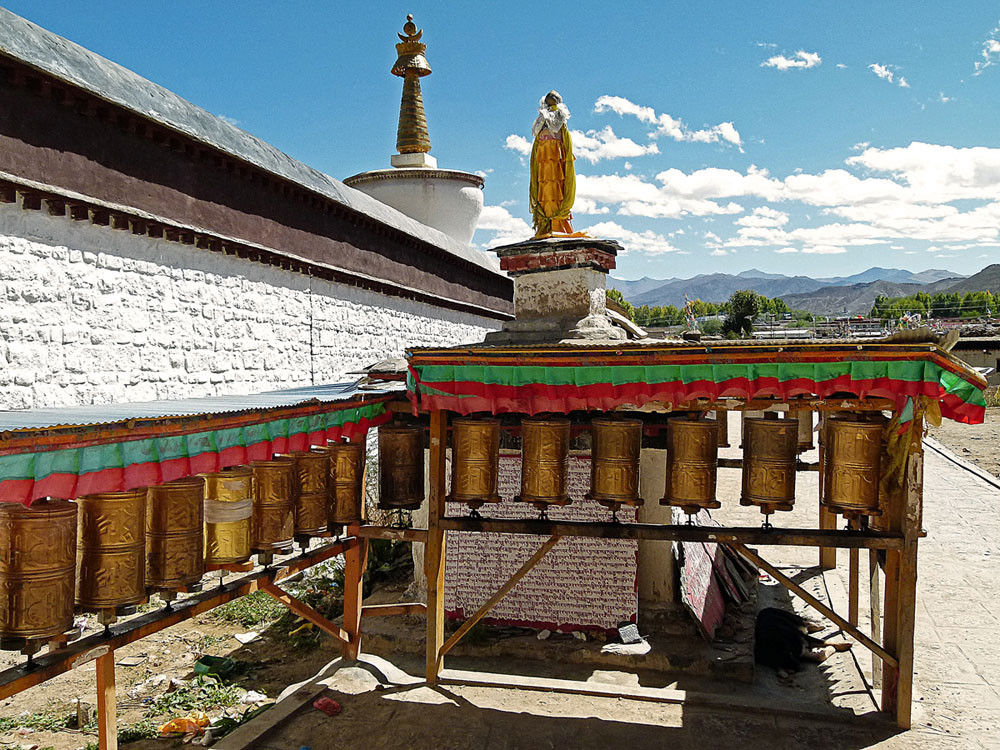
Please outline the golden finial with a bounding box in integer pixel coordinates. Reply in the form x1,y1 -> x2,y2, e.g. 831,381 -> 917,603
392,14 -> 432,156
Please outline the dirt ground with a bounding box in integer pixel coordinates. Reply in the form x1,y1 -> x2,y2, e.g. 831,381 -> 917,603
926,407 -> 1000,479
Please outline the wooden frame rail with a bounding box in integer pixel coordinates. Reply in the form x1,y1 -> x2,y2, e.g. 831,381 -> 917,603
437,518 -> 903,549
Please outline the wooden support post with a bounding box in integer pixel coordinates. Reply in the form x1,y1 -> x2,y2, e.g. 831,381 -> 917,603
881,548 -> 900,712
440,535 -> 561,658
733,543 -> 897,668
818,417 -> 837,570
425,410 -> 448,684
259,580 -> 352,645
341,532 -> 368,661
96,650 -> 117,750
893,447 -> 922,729
869,548 -> 882,687
849,518 -> 860,627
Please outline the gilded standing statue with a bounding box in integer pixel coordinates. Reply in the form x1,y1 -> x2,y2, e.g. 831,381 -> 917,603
529,91 -> 583,238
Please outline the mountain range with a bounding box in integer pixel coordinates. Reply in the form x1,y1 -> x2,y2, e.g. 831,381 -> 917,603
610,266 -> 972,315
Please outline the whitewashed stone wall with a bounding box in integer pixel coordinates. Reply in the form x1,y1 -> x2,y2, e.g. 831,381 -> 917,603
0,203 -> 498,409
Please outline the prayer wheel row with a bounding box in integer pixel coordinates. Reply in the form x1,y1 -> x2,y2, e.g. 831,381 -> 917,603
0,443 -> 366,646
375,413 -> 886,521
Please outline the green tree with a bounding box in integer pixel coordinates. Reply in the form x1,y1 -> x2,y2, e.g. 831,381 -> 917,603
606,288 -> 634,321
722,290 -> 762,337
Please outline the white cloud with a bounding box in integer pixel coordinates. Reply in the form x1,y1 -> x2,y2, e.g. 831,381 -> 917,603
938,92 -> 952,103
570,126 -> 660,164
217,114 -> 239,126
801,245 -> 847,255
475,205 -> 532,247
735,206 -> 789,228
868,63 -> 909,88
974,22 -> 1000,75
504,134 -> 531,156
594,95 -> 742,148
761,50 -> 821,71
710,249 -> 729,256
774,247 -> 799,254
583,221 -> 681,255
836,63 -> 848,69
576,173 -> 744,219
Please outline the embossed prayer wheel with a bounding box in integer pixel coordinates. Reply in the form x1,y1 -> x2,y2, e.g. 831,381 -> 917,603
516,417 -> 571,510
823,419 -> 884,518
378,425 -> 424,511
586,416 -> 642,511
0,500 -> 77,645
447,418 -> 501,510
324,443 -> 366,525
280,452 -> 329,537
146,478 -> 205,589
796,411 -> 815,453
76,489 -> 147,611
250,459 -> 295,552
661,418 -> 720,515
202,467 -> 253,566
741,417 -> 798,517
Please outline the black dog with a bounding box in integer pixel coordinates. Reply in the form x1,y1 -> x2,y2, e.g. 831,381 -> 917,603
754,607 -> 851,672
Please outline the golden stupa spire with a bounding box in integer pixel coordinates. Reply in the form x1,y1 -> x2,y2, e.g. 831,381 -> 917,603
392,14 -> 432,157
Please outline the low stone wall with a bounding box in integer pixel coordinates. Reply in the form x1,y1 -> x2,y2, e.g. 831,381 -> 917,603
0,204 -> 497,409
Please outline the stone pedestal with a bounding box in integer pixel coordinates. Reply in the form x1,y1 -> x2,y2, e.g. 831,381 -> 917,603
485,237 -> 626,343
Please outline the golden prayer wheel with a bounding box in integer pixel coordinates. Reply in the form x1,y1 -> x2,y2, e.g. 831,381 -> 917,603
0,500 -> 77,645
378,425 -> 424,511
516,417 -> 571,511
280,451 -> 329,537
447,418 -> 501,510
146,478 -> 205,589
324,442 -> 365,526
823,419 -> 884,518
739,410 -> 766,449
586,416 -> 642,512
660,418 -> 720,515
741,418 -> 798,518
202,467 -> 253,566
795,410 -> 815,453
250,459 -> 295,552
76,489 -> 147,611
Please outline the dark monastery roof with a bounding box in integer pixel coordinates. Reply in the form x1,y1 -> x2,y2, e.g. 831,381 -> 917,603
0,8 -> 512,318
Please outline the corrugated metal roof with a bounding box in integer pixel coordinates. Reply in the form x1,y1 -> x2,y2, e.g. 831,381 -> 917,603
0,8 -> 501,278
0,381 -> 403,432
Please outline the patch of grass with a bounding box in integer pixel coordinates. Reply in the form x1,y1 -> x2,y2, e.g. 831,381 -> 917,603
147,678 -> 245,716
117,718 -> 159,743
209,590 -> 285,628
0,711 -> 74,732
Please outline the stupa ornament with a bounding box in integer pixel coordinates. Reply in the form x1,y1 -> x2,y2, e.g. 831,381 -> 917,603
529,91 -> 583,238
343,15 -> 485,245
391,14 -> 433,164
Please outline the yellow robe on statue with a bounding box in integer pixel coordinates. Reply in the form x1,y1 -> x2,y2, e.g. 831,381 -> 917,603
529,123 -> 577,237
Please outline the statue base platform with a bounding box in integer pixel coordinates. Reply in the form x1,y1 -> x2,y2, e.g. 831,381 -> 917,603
485,236 -> 628,343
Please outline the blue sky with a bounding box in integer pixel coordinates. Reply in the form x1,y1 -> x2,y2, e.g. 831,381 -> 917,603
6,2 -> 1000,280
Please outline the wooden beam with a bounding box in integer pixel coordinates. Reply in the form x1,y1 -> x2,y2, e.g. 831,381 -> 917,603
818,423 -> 837,570
362,602 -> 426,617
259,580 -> 351,645
95,650 -> 117,750
425,410 -> 448,683
869,548 -> 882,687
355,525 -> 428,543
0,539 -> 351,701
732,543 -> 898,669
341,527 -> 368,661
894,448 -> 923,729
437,517 -> 903,549
440,535 -> 561,658
717,457 -> 819,472
849,518 -> 860,627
